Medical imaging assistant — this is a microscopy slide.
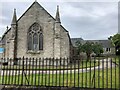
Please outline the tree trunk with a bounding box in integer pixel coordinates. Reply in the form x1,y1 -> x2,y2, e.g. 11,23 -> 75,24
87,53 -> 91,62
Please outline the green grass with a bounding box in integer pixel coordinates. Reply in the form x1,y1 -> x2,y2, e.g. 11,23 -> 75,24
0,66 -> 120,89
111,56 -> 120,65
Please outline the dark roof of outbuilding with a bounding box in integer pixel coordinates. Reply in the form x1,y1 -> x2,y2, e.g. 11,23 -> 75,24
71,38 -> 83,47
84,40 -> 114,48
71,38 -> 114,48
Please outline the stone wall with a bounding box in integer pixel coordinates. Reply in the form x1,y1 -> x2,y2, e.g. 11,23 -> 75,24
103,47 -> 115,55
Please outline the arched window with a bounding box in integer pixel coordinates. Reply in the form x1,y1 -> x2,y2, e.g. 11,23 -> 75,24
28,23 -> 43,51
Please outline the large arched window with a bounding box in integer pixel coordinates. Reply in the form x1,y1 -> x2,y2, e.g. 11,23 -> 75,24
28,23 -> 43,51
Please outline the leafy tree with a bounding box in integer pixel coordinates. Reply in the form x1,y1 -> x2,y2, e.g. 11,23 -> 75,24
76,41 -> 104,61
111,34 -> 120,55
82,41 -> 94,61
75,41 -> 83,56
112,34 -> 120,46
93,43 -> 103,56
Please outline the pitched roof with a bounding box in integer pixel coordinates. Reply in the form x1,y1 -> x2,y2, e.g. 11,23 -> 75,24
71,38 -> 114,48
17,1 -> 56,22
84,40 -> 114,48
71,38 -> 83,47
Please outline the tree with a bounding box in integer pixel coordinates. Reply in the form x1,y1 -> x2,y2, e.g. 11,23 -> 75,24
75,41 -> 83,56
93,43 -> 103,56
82,41 -> 93,61
111,34 -> 120,55
75,41 -> 104,61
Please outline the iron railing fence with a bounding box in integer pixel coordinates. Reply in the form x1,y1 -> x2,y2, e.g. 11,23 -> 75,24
0,56 -> 120,89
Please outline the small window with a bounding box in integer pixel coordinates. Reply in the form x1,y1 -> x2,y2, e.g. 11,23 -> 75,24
106,48 -> 110,52
106,48 -> 108,52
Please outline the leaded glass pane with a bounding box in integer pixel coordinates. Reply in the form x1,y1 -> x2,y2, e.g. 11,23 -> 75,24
28,34 -> 32,50
33,33 -> 38,51
39,33 -> 43,50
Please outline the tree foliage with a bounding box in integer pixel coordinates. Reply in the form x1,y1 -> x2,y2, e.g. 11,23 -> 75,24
75,41 -> 83,55
75,41 -> 103,61
112,34 -> 120,46
111,34 -> 120,55
82,41 -> 94,61
92,43 -> 103,57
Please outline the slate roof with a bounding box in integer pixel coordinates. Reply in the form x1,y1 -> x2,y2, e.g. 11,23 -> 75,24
71,38 -> 83,47
71,38 -> 114,48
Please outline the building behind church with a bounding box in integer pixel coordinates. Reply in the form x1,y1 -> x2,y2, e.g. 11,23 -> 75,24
71,38 -> 115,58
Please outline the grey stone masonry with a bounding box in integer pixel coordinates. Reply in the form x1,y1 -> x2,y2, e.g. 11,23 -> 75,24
2,1 -> 70,59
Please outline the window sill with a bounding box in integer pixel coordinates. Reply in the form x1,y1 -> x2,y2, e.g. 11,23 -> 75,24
27,50 -> 43,54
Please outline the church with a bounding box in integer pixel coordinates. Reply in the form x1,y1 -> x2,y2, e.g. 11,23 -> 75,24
0,1 -> 115,60
1,1 -> 72,59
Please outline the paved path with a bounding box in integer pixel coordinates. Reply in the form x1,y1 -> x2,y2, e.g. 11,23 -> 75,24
0,85 -> 4,90
0,58 -> 117,76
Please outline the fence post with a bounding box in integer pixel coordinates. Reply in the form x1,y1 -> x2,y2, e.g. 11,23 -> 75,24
21,56 -> 24,86
119,56 -> 120,89
92,56 -> 96,88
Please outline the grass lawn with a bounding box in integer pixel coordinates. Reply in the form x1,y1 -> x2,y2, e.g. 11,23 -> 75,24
111,56 -> 120,65
0,66 -> 120,89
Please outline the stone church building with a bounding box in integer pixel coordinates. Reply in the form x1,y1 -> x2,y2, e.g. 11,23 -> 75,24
1,1 -> 71,59
0,1 -> 115,60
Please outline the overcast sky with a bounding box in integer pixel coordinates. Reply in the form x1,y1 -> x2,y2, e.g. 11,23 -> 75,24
0,0 -> 119,40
